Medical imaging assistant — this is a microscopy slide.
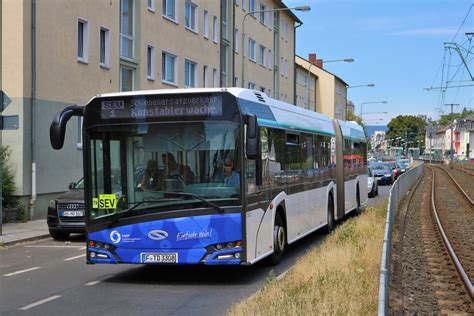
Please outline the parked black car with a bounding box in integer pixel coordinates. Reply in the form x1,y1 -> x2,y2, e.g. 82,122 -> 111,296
47,178 -> 85,240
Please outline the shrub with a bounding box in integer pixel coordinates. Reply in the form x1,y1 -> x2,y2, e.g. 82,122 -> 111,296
1,146 -> 20,209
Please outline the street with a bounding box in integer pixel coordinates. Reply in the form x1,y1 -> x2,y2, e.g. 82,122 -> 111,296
0,185 -> 390,316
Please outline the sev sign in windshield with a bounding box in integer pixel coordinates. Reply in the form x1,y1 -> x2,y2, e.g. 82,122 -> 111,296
100,95 -> 222,119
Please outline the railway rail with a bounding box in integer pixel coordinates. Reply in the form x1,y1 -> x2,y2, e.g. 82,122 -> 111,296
431,164 -> 474,205
391,166 -> 473,314
428,165 -> 474,302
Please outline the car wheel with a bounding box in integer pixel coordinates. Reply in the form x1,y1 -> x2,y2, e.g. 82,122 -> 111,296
268,213 -> 286,266
49,229 -> 70,241
376,185 -> 379,196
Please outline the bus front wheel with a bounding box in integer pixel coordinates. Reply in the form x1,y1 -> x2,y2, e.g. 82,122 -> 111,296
269,213 -> 286,266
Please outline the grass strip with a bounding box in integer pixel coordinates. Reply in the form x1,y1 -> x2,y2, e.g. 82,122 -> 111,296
228,200 -> 387,316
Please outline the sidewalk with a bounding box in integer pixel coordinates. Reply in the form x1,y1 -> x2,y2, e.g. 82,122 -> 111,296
0,220 -> 50,247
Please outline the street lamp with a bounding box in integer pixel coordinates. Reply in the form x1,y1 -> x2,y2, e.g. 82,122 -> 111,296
361,111 -> 388,115
241,5 -> 311,88
360,101 -> 387,118
347,83 -> 375,89
305,57 -> 353,108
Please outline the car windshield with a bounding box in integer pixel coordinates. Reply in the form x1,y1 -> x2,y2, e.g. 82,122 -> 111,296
88,121 -> 241,220
370,162 -> 388,169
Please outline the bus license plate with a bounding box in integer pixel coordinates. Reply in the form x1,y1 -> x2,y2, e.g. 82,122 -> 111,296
141,253 -> 178,264
61,210 -> 84,217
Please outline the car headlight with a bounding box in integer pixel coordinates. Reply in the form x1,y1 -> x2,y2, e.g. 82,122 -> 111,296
385,173 -> 391,177
49,200 -> 57,209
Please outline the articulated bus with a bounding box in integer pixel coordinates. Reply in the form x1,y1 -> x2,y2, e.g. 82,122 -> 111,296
50,88 -> 367,266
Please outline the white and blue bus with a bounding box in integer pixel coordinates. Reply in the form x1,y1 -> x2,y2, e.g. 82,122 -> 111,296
50,88 -> 367,266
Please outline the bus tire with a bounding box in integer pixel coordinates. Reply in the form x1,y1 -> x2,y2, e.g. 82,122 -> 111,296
355,185 -> 362,215
268,212 -> 286,266
324,194 -> 335,234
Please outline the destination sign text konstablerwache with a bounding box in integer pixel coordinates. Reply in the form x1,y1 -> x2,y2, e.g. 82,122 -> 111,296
100,96 -> 222,119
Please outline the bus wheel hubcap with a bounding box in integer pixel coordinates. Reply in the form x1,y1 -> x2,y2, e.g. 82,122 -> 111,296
277,227 -> 285,252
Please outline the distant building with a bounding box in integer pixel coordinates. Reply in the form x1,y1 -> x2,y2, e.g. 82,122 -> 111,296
370,131 -> 387,153
346,100 -> 355,116
294,54 -> 348,120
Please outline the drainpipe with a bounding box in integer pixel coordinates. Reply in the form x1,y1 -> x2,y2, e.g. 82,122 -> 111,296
293,21 -> 303,105
29,0 -> 37,220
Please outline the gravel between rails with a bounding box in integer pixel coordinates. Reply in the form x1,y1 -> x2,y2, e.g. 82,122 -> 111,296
433,166 -> 474,282
438,165 -> 474,201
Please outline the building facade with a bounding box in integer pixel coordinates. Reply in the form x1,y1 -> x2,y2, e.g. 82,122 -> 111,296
294,54 -> 348,120
1,0 -> 301,219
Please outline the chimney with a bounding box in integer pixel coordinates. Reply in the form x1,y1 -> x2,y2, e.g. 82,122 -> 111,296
316,59 -> 324,69
308,53 -> 317,64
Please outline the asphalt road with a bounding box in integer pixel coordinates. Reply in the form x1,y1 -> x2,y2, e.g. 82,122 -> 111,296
0,185 -> 390,316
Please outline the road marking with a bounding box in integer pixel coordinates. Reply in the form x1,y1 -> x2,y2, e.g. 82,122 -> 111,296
25,245 -> 84,249
79,246 -> 86,250
85,280 -> 102,286
3,267 -> 41,277
18,295 -> 62,311
64,254 -> 86,261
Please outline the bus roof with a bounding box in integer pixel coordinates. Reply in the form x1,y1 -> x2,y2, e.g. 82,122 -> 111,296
91,88 -> 364,140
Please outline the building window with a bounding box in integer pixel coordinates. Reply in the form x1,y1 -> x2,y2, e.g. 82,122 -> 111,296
147,45 -> 155,80
203,10 -> 209,38
213,68 -> 218,87
99,27 -> 110,68
268,49 -> 272,69
162,0 -> 176,21
259,3 -> 266,24
285,58 -> 288,77
185,0 -> 197,32
285,21 -> 289,40
222,0 -> 228,40
243,0 -> 247,10
280,57 -> 284,75
120,0 -> 134,59
213,16 -> 218,43
236,0 -> 240,6
249,0 -> 255,15
248,82 -> 256,90
120,65 -> 134,91
147,0 -> 155,12
248,38 -> 255,61
162,51 -> 176,84
77,18 -> 89,63
184,59 -> 196,87
234,28 -> 239,53
259,45 -> 266,66
203,65 -> 208,87
260,86 -> 265,93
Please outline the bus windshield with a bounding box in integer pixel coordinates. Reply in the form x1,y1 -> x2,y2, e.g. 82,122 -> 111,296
88,121 -> 241,220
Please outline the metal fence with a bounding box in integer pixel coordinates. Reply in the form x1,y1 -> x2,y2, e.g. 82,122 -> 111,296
377,162 -> 424,316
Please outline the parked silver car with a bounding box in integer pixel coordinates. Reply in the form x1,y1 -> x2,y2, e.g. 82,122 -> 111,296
367,168 -> 379,198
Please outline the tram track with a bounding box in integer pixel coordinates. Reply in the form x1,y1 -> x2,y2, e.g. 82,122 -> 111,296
431,164 -> 474,205
392,166 -> 473,314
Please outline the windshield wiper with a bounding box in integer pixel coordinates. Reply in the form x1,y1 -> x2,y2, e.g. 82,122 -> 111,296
153,191 -> 226,213
108,191 -> 226,227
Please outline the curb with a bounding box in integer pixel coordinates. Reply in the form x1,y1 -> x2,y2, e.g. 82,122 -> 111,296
0,233 -> 51,247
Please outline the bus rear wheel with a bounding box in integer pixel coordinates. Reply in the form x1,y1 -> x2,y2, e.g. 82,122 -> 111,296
324,195 -> 335,234
269,213 -> 286,266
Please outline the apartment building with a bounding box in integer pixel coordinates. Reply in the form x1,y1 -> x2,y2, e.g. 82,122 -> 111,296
0,0 -> 301,219
295,54 -> 348,120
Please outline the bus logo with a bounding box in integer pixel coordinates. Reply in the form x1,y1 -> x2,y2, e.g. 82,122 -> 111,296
101,100 -> 124,110
148,230 -> 168,241
110,230 -> 121,244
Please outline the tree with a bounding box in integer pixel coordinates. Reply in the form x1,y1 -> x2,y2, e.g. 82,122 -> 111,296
437,108 -> 473,127
386,115 -> 427,151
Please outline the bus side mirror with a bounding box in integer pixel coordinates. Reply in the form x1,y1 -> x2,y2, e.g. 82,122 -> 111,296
245,114 -> 260,160
50,105 -> 83,150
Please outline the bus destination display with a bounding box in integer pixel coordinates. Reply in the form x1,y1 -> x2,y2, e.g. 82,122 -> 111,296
100,95 -> 222,119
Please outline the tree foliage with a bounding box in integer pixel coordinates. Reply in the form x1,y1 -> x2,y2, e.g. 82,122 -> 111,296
1,146 -> 20,208
436,108 -> 473,127
386,115 -> 427,148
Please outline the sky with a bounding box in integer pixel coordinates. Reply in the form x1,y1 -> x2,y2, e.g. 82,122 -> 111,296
288,0 -> 474,125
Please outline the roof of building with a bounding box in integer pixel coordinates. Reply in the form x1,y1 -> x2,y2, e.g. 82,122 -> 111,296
295,55 -> 349,87
276,1 -> 303,24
